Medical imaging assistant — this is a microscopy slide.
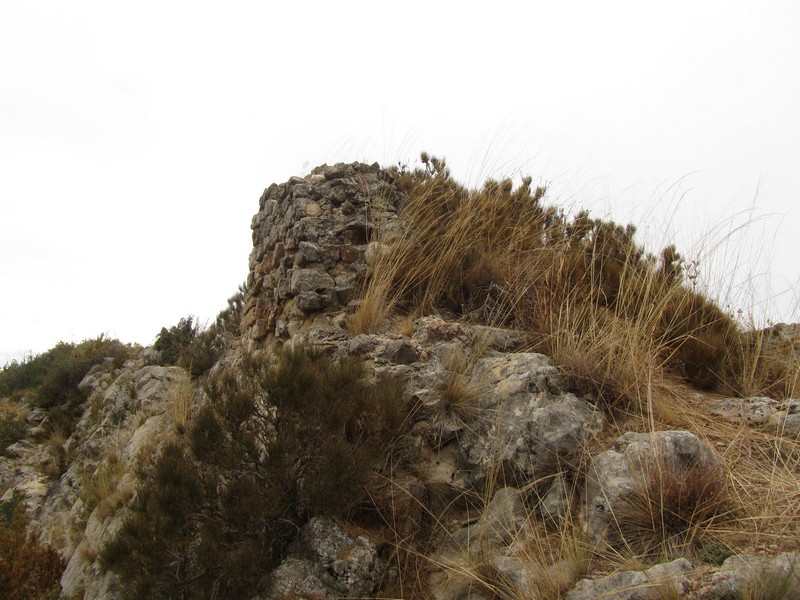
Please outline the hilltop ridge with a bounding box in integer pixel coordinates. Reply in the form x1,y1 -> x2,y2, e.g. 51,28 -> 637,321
1,158 -> 799,599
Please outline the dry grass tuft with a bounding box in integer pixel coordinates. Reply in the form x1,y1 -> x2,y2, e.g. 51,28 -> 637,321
79,449 -> 127,517
722,428 -> 800,551
612,450 -> 731,559
168,377 -> 194,435
739,558 -> 800,600
350,154 -> 800,596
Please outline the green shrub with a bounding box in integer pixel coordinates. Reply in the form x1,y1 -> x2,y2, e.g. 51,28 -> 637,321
154,316 -> 199,366
155,285 -> 247,379
215,282 -> 247,338
35,337 -> 131,409
0,344 -> 74,400
0,337 -> 133,425
102,345 -> 407,599
0,414 -> 27,453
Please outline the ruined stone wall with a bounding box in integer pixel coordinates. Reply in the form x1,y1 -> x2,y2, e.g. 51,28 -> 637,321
241,162 -> 407,344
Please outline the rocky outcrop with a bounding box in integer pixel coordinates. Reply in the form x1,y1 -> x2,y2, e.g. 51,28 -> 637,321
4,162 -> 800,599
454,353 -> 602,490
565,558 -> 694,600
704,552 -> 800,599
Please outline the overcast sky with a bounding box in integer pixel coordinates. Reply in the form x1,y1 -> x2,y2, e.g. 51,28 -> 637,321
2,1 -> 799,362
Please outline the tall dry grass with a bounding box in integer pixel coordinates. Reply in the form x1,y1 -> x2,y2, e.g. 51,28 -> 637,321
351,154 -> 789,410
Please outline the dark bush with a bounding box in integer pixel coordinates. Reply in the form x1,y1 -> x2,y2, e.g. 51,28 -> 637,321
0,337 -> 132,413
154,316 -> 199,366
102,345 -> 407,599
35,337 -> 131,409
0,414 -> 27,453
155,286 -> 247,379
0,344 -> 73,401
0,494 -> 65,600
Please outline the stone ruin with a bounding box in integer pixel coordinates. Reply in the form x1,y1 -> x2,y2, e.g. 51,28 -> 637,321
241,162 -> 408,344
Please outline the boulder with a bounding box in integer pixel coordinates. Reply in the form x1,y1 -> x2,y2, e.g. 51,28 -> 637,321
564,558 -> 694,600
263,517 -> 384,599
455,353 -> 602,489
706,552 -> 800,599
710,396 -> 800,438
584,430 -> 725,550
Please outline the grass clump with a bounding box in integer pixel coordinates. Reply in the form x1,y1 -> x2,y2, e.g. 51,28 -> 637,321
738,559 -> 800,600
101,344 -> 407,599
613,450 -> 731,559
78,451 -> 127,517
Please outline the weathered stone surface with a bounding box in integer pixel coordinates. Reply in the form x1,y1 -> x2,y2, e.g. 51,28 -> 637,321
289,269 -> 338,312
50,360 -> 191,597
710,396 -> 800,437
584,430 -> 724,546
263,517 -> 384,599
706,552 -> 800,599
242,162 -> 406,344
539,471 -> 572,524
295,241 -> 323,266
565,558 -> 694,600
383,339 -> 420,364
455,353 -> 603,489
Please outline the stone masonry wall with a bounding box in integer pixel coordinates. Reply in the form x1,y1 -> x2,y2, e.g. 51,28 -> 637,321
241,162 -> 407,344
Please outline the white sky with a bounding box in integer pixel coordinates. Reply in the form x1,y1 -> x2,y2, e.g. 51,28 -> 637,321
2,1 -> 799,362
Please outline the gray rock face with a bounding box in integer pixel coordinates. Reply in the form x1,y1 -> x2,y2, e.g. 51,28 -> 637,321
584,430 -> 724,548
263,517 -> 384,599
707,552 -> 800,599
564,558 -> 694,600
57,361 -> 191,598
290,268 -> 338,311
442,487 -> 531,557
455,353 -> 603,489
710,396 -> 800,437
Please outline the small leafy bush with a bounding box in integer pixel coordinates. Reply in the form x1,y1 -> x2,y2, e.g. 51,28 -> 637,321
154,316 -> 199,366
0,345 -> 73,401
35,337 -> 132,409
154,285 -> 247,379
0,413 -> 27,453
101,345 -> 406,599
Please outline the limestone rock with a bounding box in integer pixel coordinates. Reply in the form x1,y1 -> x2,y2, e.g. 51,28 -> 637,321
455,353 -> 603,489
263,517 -> 384,599
584,430 -> 724,548
706,552 -> 800,599
564,558 -> 694,600
710,396 -> 800,437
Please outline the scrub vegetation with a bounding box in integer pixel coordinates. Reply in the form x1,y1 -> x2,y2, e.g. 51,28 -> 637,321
99,345 -> 407,599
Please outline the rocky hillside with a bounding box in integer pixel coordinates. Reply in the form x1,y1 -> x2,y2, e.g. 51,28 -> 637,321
1,158 -> 799,599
